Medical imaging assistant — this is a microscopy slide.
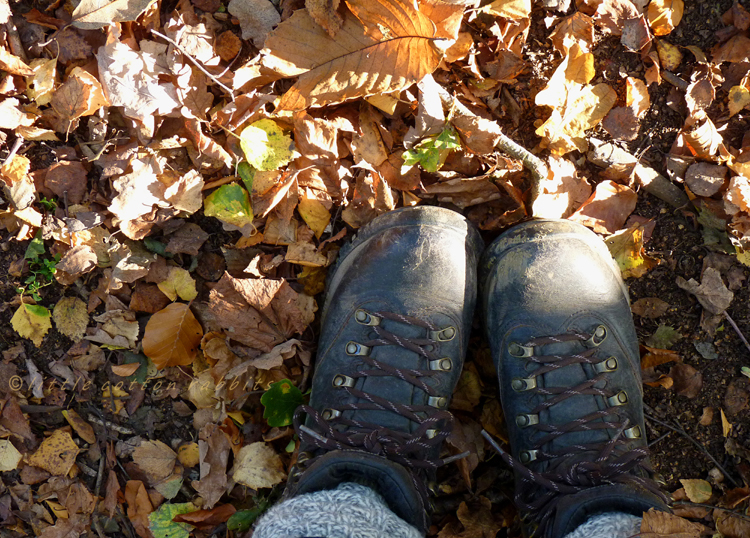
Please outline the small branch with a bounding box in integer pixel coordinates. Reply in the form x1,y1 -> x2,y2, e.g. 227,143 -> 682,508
151,30 -> 235,101
723,311 -> 750,356
662,71 -> 689,91
4,19 -> 29,63
2,136 -> 24,167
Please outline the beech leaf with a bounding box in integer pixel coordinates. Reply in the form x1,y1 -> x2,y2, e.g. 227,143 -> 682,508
143,303 -> 203,369
72,0 -> 157,29
647,0 -> 684,36
263,0 -> 461,110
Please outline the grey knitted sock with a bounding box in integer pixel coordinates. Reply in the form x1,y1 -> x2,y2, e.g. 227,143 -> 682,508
562,511 -> 642,538
253,482 -> 423,538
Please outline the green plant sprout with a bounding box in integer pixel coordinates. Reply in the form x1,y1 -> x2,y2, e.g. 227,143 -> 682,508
39,197 -> 58,212
15,231 -> 61,302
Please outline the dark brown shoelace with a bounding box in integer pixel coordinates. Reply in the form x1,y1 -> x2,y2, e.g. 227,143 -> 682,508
484,331 -> 667,538
294,310 -> 466,501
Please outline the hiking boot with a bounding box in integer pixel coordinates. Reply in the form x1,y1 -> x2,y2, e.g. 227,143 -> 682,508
480,219 -> 668,538
285,206 -> 483,533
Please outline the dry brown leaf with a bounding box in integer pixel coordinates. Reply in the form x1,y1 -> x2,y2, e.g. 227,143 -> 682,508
0,45 -> 34,76
50,67 -> 108,133
669,363 -> 703,399
173,504 -> 237,529
142,303 -> 203,370
714,508 -> 750,538
676,267 -> 733,314
592,0 -> 639,35
685,79 -> 715,117
685,163 -> 727,196
207,273 -> 315,353
72,0 -> 156,29
640,345 -> 681,369
193,423 -> 231,509
29,430 -> 80,476
44,161 -> 88,205
568,180 -> 637,234
132,440 -> 177,484
124,480 -> 153,538
229,0 -> 280,47
647,0 -> 684,36
0,98 -> 35,130
307,0 -> 343,37
263,0 -> 461,110
482,0 -> 531,19
61,409 -> 96,444
682,114 -> 725,158
621,14 -> 652,52
640,508 -> 703,537
712,35 -> 750,64
550,12 -> 595,53
532,155 -> 591,218
111,362 -> 140,377
602,106 -> 639,141
632,297 -> 670,318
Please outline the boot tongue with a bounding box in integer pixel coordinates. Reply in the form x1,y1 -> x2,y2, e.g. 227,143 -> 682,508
290,450 -> 429,533
550,484 -> 670,538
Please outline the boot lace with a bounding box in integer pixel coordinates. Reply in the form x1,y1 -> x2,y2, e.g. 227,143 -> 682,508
483,330 -> 667,538
293,310 -> 466,502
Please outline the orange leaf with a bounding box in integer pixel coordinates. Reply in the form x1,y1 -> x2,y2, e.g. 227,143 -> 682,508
640,345 -> 681,369
142,303 -> 203,369
124,480 -> 154,538
647,0 -> 684,36
173,504 -> 237,529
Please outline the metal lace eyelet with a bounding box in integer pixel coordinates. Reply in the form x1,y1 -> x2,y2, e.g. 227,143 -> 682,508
345,341 -> 371,356
607,391 -> 628,407
508,342 -> 534,358
427,481 -> 439,495
332,374 -> 355,388
594,356 -> 618,373
516,413 -> 539,428
624,425 -> 642,439
322,408 -> 342,420
511,376 -> 537,392
427,396 -> 447,408
429,326 -> 456,342
355,309 -> 381,326
519,449 -> 539,463
429,358 -> 453,371
426,428 -> 438,439
585,325 -> 607,347
296,451 -> 312,464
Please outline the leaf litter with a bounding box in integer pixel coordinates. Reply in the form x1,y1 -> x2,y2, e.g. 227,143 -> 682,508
1,0 -> 750,536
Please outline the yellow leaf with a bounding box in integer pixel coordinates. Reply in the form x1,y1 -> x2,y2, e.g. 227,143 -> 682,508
263,0 -> 462,110
103,385 -> 129,414
0,45 -> 34,76
655,39 -> 682,71
647,0 -> 684,36
177,442 -> 200,468
158,267 -> 197,302
604,223 -> 659,278
565,46 -> 595,85
11,304 -> 52,347
626,77 -> 650,117
239,119 -> 294,172
29,430 -> 80,476
27,57 -> 57,106
52,297 -> 89,341
0,440 -> 23,472
231,442 -> 286,489
143,303 -> 203,369
721,408 -> 732,437
62,409 -> 97,445
535,44 -> 593,110
297,196 -> 331,238
679,479 -> 712,503
728,85 -> 750,117
481,0 -> 531,19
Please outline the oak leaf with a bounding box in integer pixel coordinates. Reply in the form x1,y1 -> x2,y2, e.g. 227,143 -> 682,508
262,0 -> 462,110
143,303 -> 204,369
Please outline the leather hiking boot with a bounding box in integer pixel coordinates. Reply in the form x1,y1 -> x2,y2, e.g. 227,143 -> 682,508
285,206 -> 483,533
480,219 -> 668,538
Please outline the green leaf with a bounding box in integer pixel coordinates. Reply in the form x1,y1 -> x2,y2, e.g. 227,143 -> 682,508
260,379 -> 304,427
239,119 -> 294,171
203,183 -> 254,231
227,506 -> 266,532
148,503 -> 195,538
645,325 -> 682,349
24,231 -> 45,260
122,352 -> 153,384
238,161 -> 254,193
401,126 -> 461,173
144,237 -> 170,257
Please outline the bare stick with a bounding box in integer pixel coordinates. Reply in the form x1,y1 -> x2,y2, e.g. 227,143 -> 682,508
435,85 -> 548,206
723,311 -> 750,355
151,30 -> 235,101
4,19 -> 29,63
2,136 -> 24,166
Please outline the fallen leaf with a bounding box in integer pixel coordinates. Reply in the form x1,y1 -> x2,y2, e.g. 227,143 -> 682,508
193,423 -> 231,509
685,163 -> 727,197
626,76 -> 650,116
231,442 -> 286,489
263,0 -> 461,110
604,223 -> 659,278
61,409 -> 96,444
52,297 -> 89,341
72,0 -> 156,29
11,304 -> 52,347
632,297 -> 670,318
712,35 -> 750,64
699,406 -> 714,425
640,508 -> 703,537
133,440 -> 177,484
676,267 -> 733,314
647,0 -> 684,36
568,180 -> 637,234
645,325 -> 682,349
112,362 -> 140,377
307,0 -> 343,37
482,0 -> 531,19
656,39 -> 683,71
172,504 -> 236,529
177,442 -> 200,468
621,14 -> 652,52
641,346 -> 681,369
728,85 -> 750,117
0,45 -> 34,76
125,480 -> 154,538
166,223 -> 209,256
240,119 -> 294,172
550,12 -> 595,54
50,67 -> 108,133
669,363 -> 703,399
157,267 -> 198,302
721,408 -> 732,436
592,0 -> 639,35
297,195 -> 331,239
680,479 -> 712,503
228,0 -> 280,48
724,377 -> 749,416
714,508 -> 750,538
203,184 -> 255,237
0,439 -> 23,471
260,379 -> 304,427
148,502 -> 195,538
29,430 -> 80,475
143,303 -> 203,369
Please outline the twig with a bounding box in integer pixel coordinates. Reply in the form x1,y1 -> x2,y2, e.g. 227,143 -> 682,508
4,19 -> 29,63
88,415 -> 135,435
723,311 -> 750,356
2,136 -> 24,167
434,85 -> 548,206
648,430 -> 672,448
662,71 -> 689,91
644,412 -> 738,487
673,501 -> 750,522
151,30 -> 235,101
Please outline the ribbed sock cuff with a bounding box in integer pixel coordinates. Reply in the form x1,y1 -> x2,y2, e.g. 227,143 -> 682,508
562,511 -> 642,538
253,482 -> 423,538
